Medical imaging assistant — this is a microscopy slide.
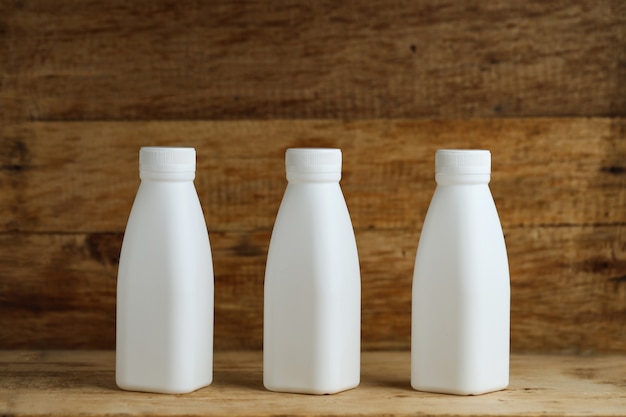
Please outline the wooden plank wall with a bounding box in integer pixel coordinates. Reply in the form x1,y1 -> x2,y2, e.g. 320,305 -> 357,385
0,0 -> 624,352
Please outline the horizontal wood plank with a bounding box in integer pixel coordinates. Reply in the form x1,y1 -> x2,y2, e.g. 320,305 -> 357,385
0,118 -> 624,233
1,1 -> 624,121
1,351 -> 625,417
0,225 -> 624,352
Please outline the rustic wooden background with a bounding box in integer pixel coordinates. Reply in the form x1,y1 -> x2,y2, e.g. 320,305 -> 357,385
0,0 -> 624,353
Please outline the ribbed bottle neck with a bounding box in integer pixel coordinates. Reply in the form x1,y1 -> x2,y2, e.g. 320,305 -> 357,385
140,171 -> 196,182
287,173 -> 341,183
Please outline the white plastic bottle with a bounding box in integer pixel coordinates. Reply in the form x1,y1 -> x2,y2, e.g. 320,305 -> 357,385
411,149 -> 510,395
264,148 -> 361,395
116,147 -> 214,394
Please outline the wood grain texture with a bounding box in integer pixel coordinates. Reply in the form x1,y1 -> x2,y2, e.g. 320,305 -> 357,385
1,0 -> 624,355
1,0 -> 625,121
1,351 -> 625,417
0,118 -> 624,233
0,226 -> 624,351
0,118 -> 624,351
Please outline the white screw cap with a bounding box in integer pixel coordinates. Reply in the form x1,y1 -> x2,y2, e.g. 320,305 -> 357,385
436,150 -> 491,175
286,148 -> 342,181
140,147 -> 196,173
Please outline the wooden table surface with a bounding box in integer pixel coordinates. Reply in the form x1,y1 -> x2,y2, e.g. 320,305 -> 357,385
1,351 -> 624,416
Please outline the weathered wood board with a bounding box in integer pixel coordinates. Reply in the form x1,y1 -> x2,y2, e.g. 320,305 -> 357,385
1,351 -> 625,417
1,1 -> 624,121
0,226 -> 624,351
1,118 -> 623,233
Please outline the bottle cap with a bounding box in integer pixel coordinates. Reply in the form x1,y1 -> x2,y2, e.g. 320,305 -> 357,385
286,148 -> 342,181
140,147 -> 196,173
435,149 -> 491,175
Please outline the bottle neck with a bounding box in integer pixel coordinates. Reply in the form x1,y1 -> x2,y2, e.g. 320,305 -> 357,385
286,172 -> 341,183
140,171 -> 196,182
435,173 -> 491,185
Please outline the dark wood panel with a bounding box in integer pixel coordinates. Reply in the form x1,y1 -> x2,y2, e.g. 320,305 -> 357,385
0,119 -> 624,234
1,0 -> 624,121
1,225 -> 624,352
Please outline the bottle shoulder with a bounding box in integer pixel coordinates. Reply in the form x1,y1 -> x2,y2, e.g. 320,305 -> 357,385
416,184 -> 508,277
130,181 -> 204,217
425,184 -> 499,222
120,181 -> 210,264
266,182 -> 359,283
272,183 -> 353,238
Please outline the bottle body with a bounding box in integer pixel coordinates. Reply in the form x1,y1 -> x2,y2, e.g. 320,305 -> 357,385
264,149 -> 361,395
411,150 -> 510,395
116,148 -> 214,394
